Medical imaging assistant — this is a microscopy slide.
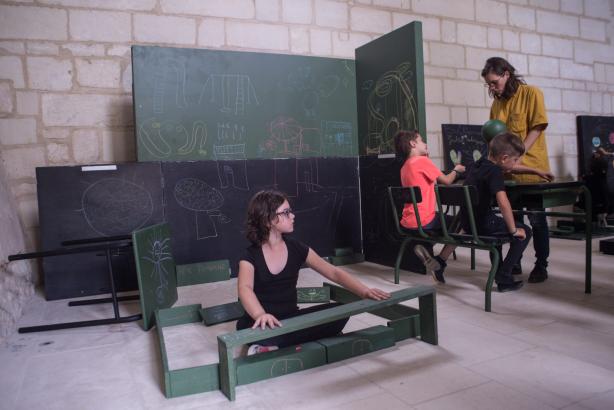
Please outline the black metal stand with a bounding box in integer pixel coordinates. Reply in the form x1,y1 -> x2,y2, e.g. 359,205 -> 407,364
8,241 -> 142,333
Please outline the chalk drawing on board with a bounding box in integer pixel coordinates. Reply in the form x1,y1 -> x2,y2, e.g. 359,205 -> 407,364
141,233 -> 172,304
153,59 -> 188,114
321,120 -> 353,156
366,62 -> 417,155
213,122 -> 249,190
80,178 -> 154,236
138,118 -> 209,158
174,178 -> 230,240
198,74 -> 260,116
261,116 -> 321,157
280,67 -> 342,117
273,158 -> 357,236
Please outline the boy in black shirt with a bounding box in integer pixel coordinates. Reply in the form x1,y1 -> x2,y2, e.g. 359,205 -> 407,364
461,133 -> 551,292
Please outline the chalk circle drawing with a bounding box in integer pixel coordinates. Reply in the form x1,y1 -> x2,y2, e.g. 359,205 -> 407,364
174,178 -> 230,240
270,358 -> 304,377
261,116 -> 321,156
80,178 -> 153,236
141,232 -> 172,304
138,118 -> 208,158
198,74 -> 260,116
446,134 -> 488,168
153,58 -> 188,114
366,62 -> 417,155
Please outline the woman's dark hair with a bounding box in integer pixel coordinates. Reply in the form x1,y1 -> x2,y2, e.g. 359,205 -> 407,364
489,132 -> 525,158
481,57 -> 525,100
394,129 -> 420,159
245,190 -> 288,245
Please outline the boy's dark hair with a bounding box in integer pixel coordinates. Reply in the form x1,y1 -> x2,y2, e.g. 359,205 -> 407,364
489,132 -> 525,158
394,129 -> 420,159
481,57 -> 526,100
246,190 -> 288,245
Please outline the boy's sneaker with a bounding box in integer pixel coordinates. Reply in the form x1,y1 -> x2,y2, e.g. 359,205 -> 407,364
414,244 -> 445,283
528,266 -> 548,283
247,344 -> 279,356
511,265 -> 523,275
497,280 -> 524,293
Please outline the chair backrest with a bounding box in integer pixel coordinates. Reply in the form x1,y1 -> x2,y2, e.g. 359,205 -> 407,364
387,186 -> 430,238
435,185 -> 481,242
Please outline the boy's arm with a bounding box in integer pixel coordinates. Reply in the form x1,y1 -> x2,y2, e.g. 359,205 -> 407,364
495,191 -> 526,239
437,164 -> 466,185
509,164 -> 554,182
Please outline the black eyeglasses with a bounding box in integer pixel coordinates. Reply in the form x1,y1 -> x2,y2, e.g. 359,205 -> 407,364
484,75 -> 503,88
276,208 -> 294,217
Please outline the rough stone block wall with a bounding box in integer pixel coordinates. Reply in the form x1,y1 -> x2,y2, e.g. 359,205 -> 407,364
0,0 -> 613,339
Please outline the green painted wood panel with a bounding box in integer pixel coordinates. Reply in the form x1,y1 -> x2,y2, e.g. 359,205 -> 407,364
132,45 -> 358,161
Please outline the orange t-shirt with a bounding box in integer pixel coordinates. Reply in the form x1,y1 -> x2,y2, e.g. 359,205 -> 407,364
400,155 -> 442,229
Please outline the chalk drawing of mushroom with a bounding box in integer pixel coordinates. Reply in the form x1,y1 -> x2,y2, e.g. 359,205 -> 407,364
173,178 -> 230,239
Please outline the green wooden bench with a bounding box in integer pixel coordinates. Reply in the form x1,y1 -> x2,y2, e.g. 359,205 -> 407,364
216,282 -> 437,401
134,223 -> 436,400
388,185 -> 513,312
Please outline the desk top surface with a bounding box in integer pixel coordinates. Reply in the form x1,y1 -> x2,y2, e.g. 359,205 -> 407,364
504,180 -> 583,190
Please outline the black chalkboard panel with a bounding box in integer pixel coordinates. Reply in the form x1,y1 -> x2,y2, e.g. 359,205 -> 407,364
36,163 -> 164,300
355,22 -> 426,155
132,46 -> 357,161
359,155 -> 427,274
161,157 -> 361,274
576,115 -> 614,176
441,124 -> 488,171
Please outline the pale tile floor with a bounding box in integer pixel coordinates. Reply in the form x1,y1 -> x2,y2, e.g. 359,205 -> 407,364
1,237 -> 613,410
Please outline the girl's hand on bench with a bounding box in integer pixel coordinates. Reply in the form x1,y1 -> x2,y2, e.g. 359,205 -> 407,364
252,313 -> 282,329
362,288 -> 391,301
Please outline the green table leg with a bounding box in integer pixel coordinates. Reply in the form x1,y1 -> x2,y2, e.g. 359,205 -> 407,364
583,186 -> 592,294
218,340 -> 236,401
418,293 -> 438,345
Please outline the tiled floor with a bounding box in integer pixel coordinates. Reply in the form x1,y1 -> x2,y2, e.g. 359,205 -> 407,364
1,237 -> 613,410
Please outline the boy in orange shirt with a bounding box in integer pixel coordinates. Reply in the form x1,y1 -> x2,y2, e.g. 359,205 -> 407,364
394,130 -> 465,283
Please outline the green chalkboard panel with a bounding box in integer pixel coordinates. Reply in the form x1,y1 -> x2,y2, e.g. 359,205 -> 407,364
441,124 -> 488,171
132,222 -> 178,330
132,45 -> 357,161
355,21 -> 426,155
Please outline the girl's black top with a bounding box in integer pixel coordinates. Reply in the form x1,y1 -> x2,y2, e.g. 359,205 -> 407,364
240,236 -> 309,318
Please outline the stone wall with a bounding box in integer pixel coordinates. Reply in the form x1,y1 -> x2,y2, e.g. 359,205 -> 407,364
0,0 -> 613,338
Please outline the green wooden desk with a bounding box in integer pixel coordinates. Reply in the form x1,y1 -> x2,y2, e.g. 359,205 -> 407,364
504,180 -> 592,293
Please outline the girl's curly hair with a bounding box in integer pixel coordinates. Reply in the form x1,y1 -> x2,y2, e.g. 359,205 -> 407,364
245,190 -> 288,245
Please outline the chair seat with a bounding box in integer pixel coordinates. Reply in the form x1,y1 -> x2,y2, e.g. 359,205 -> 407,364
448,232 -> 510,246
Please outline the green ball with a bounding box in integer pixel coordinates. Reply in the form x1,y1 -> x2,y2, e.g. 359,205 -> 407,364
482,119 -> 507,142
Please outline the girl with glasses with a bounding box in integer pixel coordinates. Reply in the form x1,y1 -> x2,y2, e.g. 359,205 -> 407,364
236,190 -> 390,355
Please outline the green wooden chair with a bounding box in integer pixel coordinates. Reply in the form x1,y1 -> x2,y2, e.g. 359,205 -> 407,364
387,185 -> 512,312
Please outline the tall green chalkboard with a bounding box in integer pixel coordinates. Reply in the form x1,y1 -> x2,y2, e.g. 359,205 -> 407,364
355,22 -> 426,155
132,46 -> 357,161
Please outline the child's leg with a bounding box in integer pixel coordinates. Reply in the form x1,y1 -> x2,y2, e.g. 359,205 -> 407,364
246,303 -> 349,348
439,244 -> 456,261
498,222 -> 532,284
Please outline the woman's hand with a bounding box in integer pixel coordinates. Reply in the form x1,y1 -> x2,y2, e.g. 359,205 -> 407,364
537,170 -> 554,182
252,313 -> 282,329
362,288 -> 391,301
